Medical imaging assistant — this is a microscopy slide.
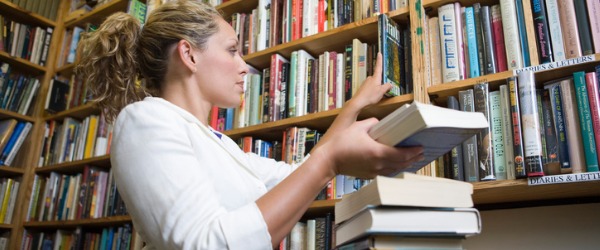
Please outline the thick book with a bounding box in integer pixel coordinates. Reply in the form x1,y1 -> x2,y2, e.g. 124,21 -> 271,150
368,101 -> 488,172
573,71 -> 599,172
334,173 -> 474,225
337,235 -> 464,250
335,206 -> 481,247
517,71 -> 545,176
44,79 -> 70,113
438,3 -> 460,83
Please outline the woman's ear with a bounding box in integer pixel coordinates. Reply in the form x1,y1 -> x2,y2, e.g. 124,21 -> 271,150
176,40 -> 198,73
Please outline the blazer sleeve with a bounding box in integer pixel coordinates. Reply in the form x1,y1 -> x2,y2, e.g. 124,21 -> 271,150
110,106 -> 272,250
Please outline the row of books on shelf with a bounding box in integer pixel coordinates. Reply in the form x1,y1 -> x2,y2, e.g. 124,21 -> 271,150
44,76 -> 92,114
432,65 -> 600,183
21,224 -> 137,250
0,15 -> 54,66
0,177 -> 20,224
230,0 -> 408,56
427,0 -> 599,86
39,113 -> 113,167
0,63 -> 40,115
211,34 -> 411,130
26,166 -> 127,223
0,119 -> 33,167
7,0 -> 61,21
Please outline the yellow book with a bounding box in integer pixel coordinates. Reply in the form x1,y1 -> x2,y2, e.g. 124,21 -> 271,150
0,178 -> 14,222
84,115 -> 99,159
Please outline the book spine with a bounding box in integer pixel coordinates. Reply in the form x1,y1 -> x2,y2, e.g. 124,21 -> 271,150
531,0 -> 554,64
288,51 -> 298,118
438,3 -> 460,83
587,0 -> 600,53
481,6 -> 497,74
465,7 -> 480,78
559,78 -> 586,173
459,89 -> 480,182
500,85 -> 516,179
508,77 -> 528,178
429,16 -> 443,85
573,71 -> 599,172
454,2 -> 466,80
490,5 -> 508,72
447,96 -> 465,181
557,0 -> 582,59
473,4 -> 486,75
544,0 -> 566,61
586,72 -> 600,169
545,83 -> 572,173
474,83 -> 496,181
499,0 -> 524,69
573,0 -> 594,55
517,71 -> 544,176
490,91 -> 507,180
541,88 -> 561,175
515,0 -> 531,66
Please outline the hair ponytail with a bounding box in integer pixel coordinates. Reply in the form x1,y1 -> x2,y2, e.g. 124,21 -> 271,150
77,12 -> 147,122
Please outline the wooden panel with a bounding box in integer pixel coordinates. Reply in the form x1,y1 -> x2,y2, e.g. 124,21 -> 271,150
23,215 -> 131,229
0,109 -> 37,123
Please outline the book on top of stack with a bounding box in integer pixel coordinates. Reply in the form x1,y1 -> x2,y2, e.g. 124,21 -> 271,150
334,173 -> 481,249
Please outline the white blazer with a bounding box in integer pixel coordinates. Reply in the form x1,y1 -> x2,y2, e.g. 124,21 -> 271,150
111,97 -> 298,249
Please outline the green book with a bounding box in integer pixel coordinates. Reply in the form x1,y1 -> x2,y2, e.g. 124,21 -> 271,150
572,71 -> 599,172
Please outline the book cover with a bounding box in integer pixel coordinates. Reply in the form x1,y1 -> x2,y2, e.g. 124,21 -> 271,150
499,85 -> 516,179
559,78 -> 586,173
557,0 -> 582,59
0,119 -> 17,154
337,235 -> 464,250
473,4 -> 486,75
586,0 -> 600,53
44,79 -> 70,113
517,71 -> 544,176
454,2 -> 466,80
438,3 -> 460,83
447,96 -> 465,181
490,91 -> 507,180
490,4 -> 508,72
428,16 -> 443,85
585,71 -> 600,171
531,0 -> 554,64
508,77 -> 527,178
334,173 -> 474,225
515,0 -> 531,66
481,6 -> 497,74
377,14 -> 403,96
458,89 -> 480,182
335,207 -> 481,247
499,0 -> 524,69
368,101 -> 488,172
544,82 -> 572,173
573,71 -> 599,172
545,0 -> 566,62
464,7 -> 480,78
573,0 -> 594,55
540,88 -> 561,175
473,83 -> 495,181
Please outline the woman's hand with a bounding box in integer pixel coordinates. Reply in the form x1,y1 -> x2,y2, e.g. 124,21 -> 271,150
314,117 -> 424,179
346,52 -> 393,111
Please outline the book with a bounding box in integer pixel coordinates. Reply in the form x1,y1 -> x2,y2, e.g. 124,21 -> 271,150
473,83 -> 495,180
368,101 -> 488,172
458,89 -> 480,182
334,173 -> 474,225
378,14 -> 403,96
44,79 -> 70,113
335,207 -> 481,247
573,71 -> 599,172
531,0 -> 553,64
438,3 -> 460,82
517,71 -> 544,176
337,235 -> 464,250
0,119 -> 18,153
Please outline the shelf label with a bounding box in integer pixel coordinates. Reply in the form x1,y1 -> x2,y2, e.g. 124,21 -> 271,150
527,172 -> 600,186
513,55 -> 595,74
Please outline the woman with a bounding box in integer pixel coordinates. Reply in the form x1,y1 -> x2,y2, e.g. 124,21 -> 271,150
77,0 -> 424,249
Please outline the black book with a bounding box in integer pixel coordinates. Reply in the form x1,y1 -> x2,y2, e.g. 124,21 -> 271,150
573,0 -> 594,55
531,0 -> 553,63
448,96 -> 465,181
44,78 -> 70,113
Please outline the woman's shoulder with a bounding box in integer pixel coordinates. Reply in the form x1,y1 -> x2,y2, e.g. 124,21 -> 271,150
114,97 -> 183,129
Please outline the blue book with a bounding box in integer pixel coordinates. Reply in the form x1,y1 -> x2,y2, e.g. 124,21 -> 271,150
515,0 -> 531,67
465,7 -> 480,78
0,121 -> 25,165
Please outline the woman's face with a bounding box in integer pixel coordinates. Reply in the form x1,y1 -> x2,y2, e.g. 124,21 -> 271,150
194,18 -> 249,108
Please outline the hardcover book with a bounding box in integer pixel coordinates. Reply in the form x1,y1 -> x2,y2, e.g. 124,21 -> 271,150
335,206 -> 481,247
368,101 -> 488,172
334,173 -> 474,225
377,14 -> 403,96
337,235 -> 464,250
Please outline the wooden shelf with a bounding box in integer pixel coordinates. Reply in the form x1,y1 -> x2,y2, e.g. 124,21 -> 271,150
0,224 -> 15,230
224,94 -> 414,141
23,215 -> 131,230
0,166 -> 26,177
36,155 -> 111,175
55,63 -> 76,76
63,0 -> 129,28
216,0 -> 259,19
44,102 -> 99,121
0,109 -> 37,123
0,0 -> 57,27
307,179 -> 600,213
0,51 -> 47,76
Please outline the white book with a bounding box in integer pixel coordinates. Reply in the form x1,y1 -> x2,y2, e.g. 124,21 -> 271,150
454,2 -> 466,80
336,53 -> 344,108
490,91 -> 507,180
4,122 -> 33,166
499,0 -> 524,69
499,84 -> 516,179
438,3 -> 460,82
296,50 -> 314,116
335,207 -> 481,247
545,0 -> 566,62
368,101 -> 489,172
306,219 -> 316,250
256,0 -> 272,51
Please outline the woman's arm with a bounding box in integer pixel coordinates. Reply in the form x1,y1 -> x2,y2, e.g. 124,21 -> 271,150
256,53 -> 424,248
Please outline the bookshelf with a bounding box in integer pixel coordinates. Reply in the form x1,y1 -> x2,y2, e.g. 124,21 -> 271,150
1,0 -> 598,249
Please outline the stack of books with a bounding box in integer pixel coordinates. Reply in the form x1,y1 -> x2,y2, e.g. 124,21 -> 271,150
334,173 -> 481,250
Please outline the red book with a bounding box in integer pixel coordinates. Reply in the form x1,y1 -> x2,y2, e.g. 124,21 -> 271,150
292,0 -> 303,41
585,72 -> 600,164
318,0 -> 325,32
209,106 -> 219,130
491,5 -> 507,72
